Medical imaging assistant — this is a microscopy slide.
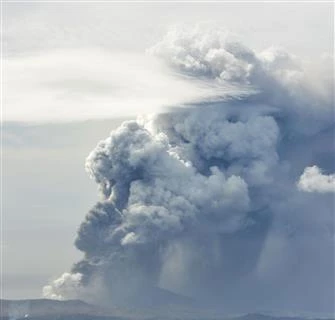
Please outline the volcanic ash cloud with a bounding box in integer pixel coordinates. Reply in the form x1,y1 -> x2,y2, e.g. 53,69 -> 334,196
43,25 -> 335,314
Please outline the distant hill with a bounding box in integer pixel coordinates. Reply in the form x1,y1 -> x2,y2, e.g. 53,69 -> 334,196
0,299 -> 334,320
0,299 -> 110,319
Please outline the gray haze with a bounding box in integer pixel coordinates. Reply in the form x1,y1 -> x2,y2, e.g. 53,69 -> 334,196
3,119 -> 125,298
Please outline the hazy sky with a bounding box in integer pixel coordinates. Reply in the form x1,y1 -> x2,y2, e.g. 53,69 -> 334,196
3,119 -> 125,298
2,1 -> 334,300
3,2 -> 333,122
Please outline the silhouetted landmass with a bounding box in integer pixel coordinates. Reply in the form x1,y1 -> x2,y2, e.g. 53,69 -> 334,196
1,299 -> 334,320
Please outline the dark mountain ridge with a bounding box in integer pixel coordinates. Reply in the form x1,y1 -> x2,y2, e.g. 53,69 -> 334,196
1,299 -> 334,320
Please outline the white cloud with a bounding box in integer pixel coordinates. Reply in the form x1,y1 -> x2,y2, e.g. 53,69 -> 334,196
4,49 -> 223,122
43,272 -> 82,300
297,165 -> 335,193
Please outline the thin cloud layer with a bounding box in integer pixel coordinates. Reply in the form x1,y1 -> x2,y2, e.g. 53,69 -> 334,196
4,49 -> 223,122
43,26 -> 334,315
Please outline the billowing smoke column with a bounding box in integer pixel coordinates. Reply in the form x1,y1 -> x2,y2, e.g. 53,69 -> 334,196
43,25 -> 335,314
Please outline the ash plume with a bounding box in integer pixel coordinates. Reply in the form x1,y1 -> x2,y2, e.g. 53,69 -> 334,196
43,26 -> 334,314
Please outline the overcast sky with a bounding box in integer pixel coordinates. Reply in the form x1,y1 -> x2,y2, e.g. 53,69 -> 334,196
2,1 -> 334,299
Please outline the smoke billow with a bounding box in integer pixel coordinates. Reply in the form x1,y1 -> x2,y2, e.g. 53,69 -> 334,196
298,165 -> 335,193
43,26 -> 334,314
